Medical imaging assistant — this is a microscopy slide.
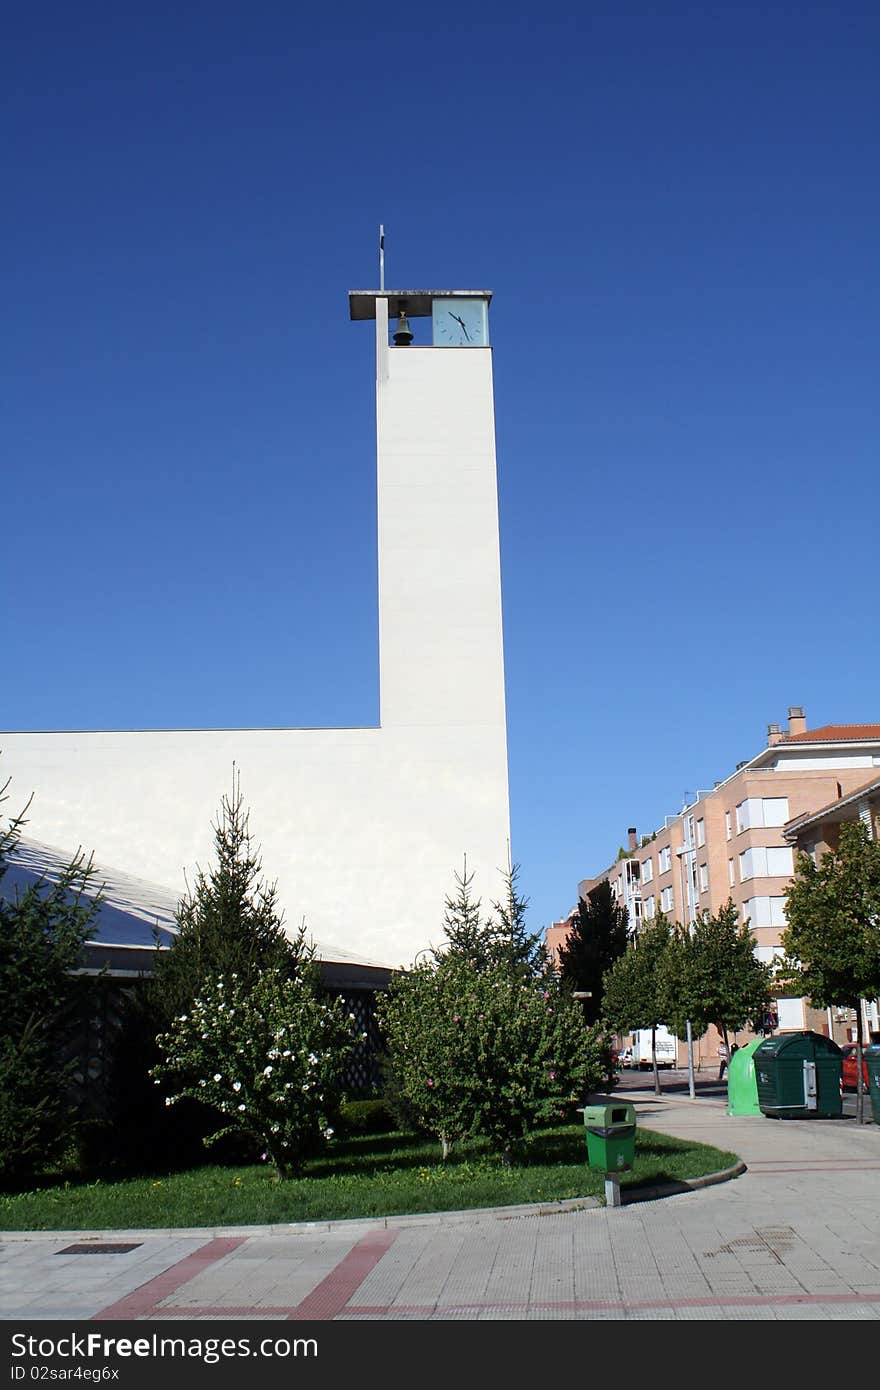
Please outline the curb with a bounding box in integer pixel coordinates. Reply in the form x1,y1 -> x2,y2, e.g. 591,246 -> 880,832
0,1195 -> 603,1242
620,1159 -> 747,1205
0,1164 -> 747,1242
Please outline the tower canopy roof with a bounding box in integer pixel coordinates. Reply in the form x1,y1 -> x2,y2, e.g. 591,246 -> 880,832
349,289 -> 492,320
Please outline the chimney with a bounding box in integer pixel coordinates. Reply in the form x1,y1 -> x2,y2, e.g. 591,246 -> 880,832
788,706 -> 807,737
767,723 -> 783,746
627,827 -> 638,852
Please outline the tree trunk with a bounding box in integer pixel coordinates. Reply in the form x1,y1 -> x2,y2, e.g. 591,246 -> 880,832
856,1006 -> 866,1125
651,1022 -> 661,1095
441,1133 -> 451,1160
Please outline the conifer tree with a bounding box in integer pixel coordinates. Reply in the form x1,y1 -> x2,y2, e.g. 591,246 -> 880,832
438,856 -> 494,968
556,880 -> 629,1025
151,769 -> 310,1021
489,860 -> 552,980
0,778 -> 100,1183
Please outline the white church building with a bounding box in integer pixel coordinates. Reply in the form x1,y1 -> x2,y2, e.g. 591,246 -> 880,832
2,287 -> 512,970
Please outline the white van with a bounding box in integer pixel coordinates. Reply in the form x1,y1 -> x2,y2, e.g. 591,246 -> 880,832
628,1027 -> 677,1069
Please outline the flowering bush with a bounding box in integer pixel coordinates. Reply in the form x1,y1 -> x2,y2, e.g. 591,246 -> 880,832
151,966 -> 357,1177
378,956 -> 605,1162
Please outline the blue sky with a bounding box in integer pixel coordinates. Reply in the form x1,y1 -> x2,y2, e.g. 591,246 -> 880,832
3,1 -> 878,935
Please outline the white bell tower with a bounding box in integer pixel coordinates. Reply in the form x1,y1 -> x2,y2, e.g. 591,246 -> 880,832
349,289 -> 507,736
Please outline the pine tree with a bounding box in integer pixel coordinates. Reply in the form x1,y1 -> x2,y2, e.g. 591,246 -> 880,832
556,880 -> 629,1025
437,857 -> 496,970
489,860 -> 551,980
151,769 -> 310,1021
0,777 -> 101,1183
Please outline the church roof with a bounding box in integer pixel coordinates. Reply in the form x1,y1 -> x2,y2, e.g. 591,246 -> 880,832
2,837 -> 394,973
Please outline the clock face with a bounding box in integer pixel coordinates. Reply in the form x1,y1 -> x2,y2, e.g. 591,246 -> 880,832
431,298 -> 489,347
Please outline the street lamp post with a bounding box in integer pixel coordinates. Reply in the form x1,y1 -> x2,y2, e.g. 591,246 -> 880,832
675,844 -> 697,1100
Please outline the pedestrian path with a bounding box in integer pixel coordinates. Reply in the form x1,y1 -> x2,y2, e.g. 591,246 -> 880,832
2,1093 -> 879,1321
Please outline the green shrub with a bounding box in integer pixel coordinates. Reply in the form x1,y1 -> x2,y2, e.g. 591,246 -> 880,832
336,1098 -> 395,1136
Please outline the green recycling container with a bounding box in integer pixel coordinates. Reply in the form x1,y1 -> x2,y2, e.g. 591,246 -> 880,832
753,1031 -> 843,1118
864,1045 -> 880,1124
580,1101 -> 637,1172
726,1038 -> 763,1116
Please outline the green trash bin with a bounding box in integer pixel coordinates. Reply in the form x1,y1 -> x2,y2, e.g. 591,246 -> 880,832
580,1102 -> 637,1172
864,1045 -> 880,1124
753,1031 -> 843,1118
726,1038 -> 763,1116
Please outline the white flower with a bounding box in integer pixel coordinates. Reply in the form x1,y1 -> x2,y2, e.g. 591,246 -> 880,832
213,1073 -> 222,1082
263,1065 -> 273,1076
232,1081 -> 242,1092
308,1052 -> 318,1065
237,1103 -> 246,1112
164,1097 -> 173,1107
283,1049 -> 292,1057
323,1127 -> 334,1140
178,1015 -> 188,1023
199,1079 -> 206,1087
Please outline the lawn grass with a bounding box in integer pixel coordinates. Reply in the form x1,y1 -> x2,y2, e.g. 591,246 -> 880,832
0,1123 -> 739,1231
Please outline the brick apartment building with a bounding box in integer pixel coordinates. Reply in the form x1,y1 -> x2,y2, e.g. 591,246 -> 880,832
547,708 -> 880,1069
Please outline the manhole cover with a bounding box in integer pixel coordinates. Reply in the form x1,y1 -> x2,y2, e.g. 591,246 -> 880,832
57,1243 -> 142,1255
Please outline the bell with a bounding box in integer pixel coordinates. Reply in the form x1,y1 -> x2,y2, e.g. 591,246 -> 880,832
392,304 -> 413,346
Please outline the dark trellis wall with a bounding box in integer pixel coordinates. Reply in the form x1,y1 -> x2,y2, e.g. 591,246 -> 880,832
325,987 -> 387,1095
59,978 -> 137,1120
61,975 -> 388,1118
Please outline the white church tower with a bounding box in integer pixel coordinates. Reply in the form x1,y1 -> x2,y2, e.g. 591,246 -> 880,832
2,285 -> 511,967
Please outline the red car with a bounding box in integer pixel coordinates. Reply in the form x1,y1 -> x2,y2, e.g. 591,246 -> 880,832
840,1044 -> 869,1092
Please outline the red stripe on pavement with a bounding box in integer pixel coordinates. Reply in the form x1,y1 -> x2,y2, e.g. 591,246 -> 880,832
92,1238 -> 246,1320
287,1229 -> 398,1320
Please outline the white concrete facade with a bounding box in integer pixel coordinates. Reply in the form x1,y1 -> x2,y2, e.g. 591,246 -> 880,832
1,294 -> 511,968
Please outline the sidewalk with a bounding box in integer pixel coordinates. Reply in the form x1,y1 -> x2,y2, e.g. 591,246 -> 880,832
2,1091 -> 879,1321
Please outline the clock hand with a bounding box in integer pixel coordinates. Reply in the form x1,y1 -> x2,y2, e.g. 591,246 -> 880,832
449,311 -> 470,341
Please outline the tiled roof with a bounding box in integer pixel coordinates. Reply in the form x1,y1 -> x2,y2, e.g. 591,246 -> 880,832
783,723 -> 880,743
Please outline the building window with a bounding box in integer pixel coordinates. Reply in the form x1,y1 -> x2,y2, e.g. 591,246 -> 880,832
699,863 -> 709,892
740,846 -> 794,880
736,797 -> 790,832
696,818 -> 705,847
742,895 -> 787,928
644,895 -> 655,919
661,886 -> 674,912
658,846 -> 672,873
725,811 -> 732,840
728,858 -> 735,887
761,798 -> 790,827
641,858 -> 654,883
766,845 -> 794,876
